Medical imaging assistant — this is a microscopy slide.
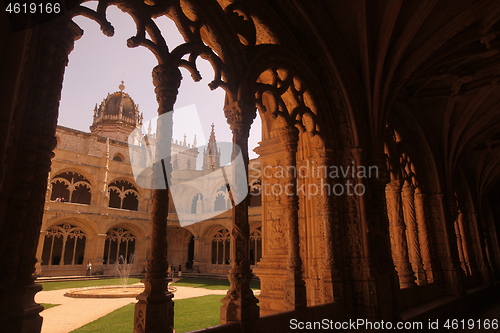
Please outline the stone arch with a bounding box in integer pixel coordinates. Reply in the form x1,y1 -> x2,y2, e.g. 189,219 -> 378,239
212,183 -> 230,212
166,227 -> 194,269
40,216 -> 99,269
50,167 -> 97,190
169,183 -> 200,215
103,226 -> 137,265
50,170 -> 92,204
107,178 -> 139,211
112,153 -> 125,162
44,215 -> 100,237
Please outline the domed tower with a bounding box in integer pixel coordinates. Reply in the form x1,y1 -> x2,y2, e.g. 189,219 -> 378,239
90,81 -> 143,142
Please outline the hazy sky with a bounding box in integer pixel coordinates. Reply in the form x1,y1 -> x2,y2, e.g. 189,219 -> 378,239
59,4 -> 261,158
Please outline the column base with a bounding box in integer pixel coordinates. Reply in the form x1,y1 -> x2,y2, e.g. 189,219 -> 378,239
134,273 -> 174,333
220,267 -> 259,325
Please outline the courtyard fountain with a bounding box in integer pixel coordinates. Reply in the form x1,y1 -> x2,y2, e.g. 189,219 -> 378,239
64,254 -> 176,299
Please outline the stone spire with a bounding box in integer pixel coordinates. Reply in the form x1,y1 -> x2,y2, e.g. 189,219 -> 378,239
202,123 -> 221,171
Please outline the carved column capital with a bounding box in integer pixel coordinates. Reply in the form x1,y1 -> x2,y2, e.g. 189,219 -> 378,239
368,153 -> 389,183
152,64 -> 182,114
386,179 -> 403,193
223,101 -> 256,128
279,126 -> 299,153
402,184 -> 416,197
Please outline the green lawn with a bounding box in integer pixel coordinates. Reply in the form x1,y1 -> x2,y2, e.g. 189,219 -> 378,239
40,303 -> 60,311
39,278 -> 141,291
171,277 -> 260,290
70,295 -> 223,333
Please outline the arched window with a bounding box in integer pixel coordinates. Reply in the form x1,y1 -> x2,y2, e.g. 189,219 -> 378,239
103,227 -> 136,265
50,171 -> 91,204
41,224 -> 86,266
112,154 -> 124,162
211,228 -> 230,265
250,227 -> 262,265
214,185 -> 230,211
108,179 -> 139,210
191,193 -> 203,214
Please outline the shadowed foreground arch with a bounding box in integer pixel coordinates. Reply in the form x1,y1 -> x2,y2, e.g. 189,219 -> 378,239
1,1 -> 500,333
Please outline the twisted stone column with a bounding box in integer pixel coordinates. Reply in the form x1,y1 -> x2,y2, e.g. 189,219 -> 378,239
462,213 -> 490,283
385,180 -> 417,288
414,190 -> 435,283
280,126 -> 307,310
311,149 -> 336,305
220,101 -> 259,328
402,184 -> 426,285
134,64 -> 180,333
455,213 -> 470,275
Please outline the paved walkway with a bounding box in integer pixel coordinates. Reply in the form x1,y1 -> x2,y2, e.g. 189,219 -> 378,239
36,284 -> 228,333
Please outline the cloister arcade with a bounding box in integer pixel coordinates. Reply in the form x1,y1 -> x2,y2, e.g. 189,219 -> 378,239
1,1 -> 500,333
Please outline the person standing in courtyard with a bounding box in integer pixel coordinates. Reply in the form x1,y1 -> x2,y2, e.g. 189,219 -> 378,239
86,261 -> 92,276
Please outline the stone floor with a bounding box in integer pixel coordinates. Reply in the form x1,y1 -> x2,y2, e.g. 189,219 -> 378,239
454,299 -> 500,332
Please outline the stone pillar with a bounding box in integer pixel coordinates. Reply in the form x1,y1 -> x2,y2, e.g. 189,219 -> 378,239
93,234 -> 108,273
280,126 -> 307,310
0,17 -> 82,332
35,232 -> 47,276
191,236 -> 203,272
463,213 -> 491,284
385,180 -> 417,288
252,136 -> 289,316
311,149 -> 336,305
134,64 -> 180,333
426,194 -> 463,295
220,101 -> 259,327
414,190 -> 435,283
401,184 -> 426,285
455,213 -> 470,275
359,153 -> 399,320
443,195 -> 465,295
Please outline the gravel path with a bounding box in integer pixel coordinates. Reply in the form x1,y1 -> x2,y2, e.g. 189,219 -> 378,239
36,285 -> 228,333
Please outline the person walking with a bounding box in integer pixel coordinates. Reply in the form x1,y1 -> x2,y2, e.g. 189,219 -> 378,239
86,261 -> 92,277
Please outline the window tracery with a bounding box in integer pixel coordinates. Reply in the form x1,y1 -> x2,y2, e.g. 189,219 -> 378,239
50,171 -> 91,204
191,193 -> 203,214
214,184 -> 230,211
103,227 -> 136,265
41,224 -> 87,266
211,228 -> 230,265
108,179 -> 139,211
250,226 -> 262,265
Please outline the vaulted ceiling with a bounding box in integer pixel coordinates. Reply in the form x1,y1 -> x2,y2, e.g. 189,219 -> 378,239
269,0 -> 500,203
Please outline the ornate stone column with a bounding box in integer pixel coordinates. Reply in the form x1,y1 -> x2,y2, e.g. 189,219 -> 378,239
280,126 -> 307,310
462,213 -> 490,284
0,16 -> 82,333
443,195 -> 465,294
455,213 -> 470,275
385,180 -> 417,288
402,184 -> 426,285
361,153 -> 399,320
414,189 -> 435,283
220,101 -> 259,327
134,64 -> 180,333
311,148 -> 336,305
426,194 -> 463,295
